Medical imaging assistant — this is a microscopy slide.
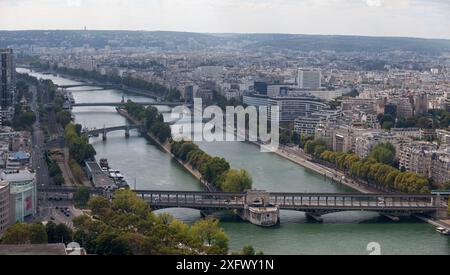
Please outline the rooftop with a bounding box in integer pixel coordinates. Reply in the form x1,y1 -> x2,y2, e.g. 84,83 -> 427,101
0,170 -> 35,183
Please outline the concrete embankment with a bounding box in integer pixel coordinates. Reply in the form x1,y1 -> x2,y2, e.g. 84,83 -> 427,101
116,108 -> 217,192
270,144 -> 450,228
272,147 -> 375,194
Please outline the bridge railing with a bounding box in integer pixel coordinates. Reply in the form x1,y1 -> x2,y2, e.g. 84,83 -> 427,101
270,193 -> 438,209
138,191 -> 246,208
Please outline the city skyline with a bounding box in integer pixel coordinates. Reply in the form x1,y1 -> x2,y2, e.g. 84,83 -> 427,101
0,0 -> 450,40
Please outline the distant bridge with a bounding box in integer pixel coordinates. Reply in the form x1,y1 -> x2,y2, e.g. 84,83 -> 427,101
71,102 -> 190,108
57,83 -> 122,89
82,123 -> 144,140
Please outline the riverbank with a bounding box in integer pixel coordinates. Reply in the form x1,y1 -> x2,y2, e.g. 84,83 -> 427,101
272,146 -> 376,194
270,143 -> 450,227
32,68 -> 160,100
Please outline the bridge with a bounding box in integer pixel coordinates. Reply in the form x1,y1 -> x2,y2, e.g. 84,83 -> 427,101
138,190 -> 440,214
82,123 -> 144,140
38,187 -> 445,226
71,102 -> 190,108
57,83 -> 122,89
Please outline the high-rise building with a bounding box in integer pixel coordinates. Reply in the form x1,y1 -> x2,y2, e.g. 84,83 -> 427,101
297,69 -> 322,89
0,49 -> 16,124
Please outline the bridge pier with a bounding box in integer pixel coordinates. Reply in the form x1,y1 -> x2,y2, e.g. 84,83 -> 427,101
102,129 -> 107,141
381,214 -> 400,222
305,213 -> 324,222
125,125 -> 130,138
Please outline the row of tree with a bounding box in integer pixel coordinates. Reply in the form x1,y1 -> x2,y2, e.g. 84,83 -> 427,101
45,152 -> 65,186
305,140 -> 430,193
124,100 -> 172,143
10,80 -> 36,130
171,140 -> 252,192
1,221 -> 73,245
65,123 -> 97,165
378,110 -> 450,132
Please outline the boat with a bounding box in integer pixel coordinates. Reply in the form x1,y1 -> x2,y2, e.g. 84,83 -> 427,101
115,173 -> 124,180
436,227 -> 450,236
99,158 -> 109,169
108,169 -> 124,180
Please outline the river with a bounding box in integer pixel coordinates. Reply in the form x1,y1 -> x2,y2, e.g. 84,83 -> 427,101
18,68 -> 450,255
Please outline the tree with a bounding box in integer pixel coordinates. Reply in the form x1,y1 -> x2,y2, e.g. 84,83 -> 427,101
1,223 -> 47,245
176,142 -> 199,161
220,169 -> 253,192
53,174 -> 65,186
74,186 -> 91,207
87,196 -> 111,217
29,223 -> 48,244
304,140 -> 326,155
417,117 -> 433,129
203,157 -> 230,185
110,236 -> 133,255
56,110 -> 73,128
382,121 -> 394,130
241,245 -> 256,255
55,224 -> 73,244
378,114 -> 395,130
46,221 -> 58,243
95,231 -> 120,255
13,111 -> 36,129
111,189 -> 151,218
370,142 -> 396,167
191,218 -> 229,255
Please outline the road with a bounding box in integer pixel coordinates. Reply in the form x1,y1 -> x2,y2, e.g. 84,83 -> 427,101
30,84 -> 53,219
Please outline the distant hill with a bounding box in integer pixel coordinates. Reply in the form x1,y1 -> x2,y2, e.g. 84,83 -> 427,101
1,30 -> 449,54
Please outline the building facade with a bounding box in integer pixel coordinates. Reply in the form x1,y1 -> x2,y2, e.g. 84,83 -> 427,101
0,181 -> 10,235
431,153 -> 450,185
0,49 -> 16,124
294,109 -> 341,137
268,96 -> 327,122
298,69 -> 322,89
243,94 -> 269,108
0,170 -> 37,223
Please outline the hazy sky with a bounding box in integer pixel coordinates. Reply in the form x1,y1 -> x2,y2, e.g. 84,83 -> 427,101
1,0 -> 449,39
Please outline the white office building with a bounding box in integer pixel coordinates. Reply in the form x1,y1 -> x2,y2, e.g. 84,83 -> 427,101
268,96 -> 327,122
297,69 -> 322,89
